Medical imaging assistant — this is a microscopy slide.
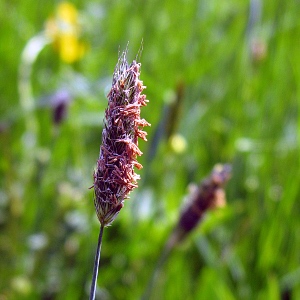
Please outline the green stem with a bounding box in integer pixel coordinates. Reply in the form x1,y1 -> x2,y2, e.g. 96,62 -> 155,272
141,227 -> 184,300
18,33 -> 51,180
90,224 -> 104,300
141,239 -> 173,300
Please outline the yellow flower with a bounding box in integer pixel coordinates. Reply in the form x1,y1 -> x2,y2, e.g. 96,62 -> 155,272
45,2 -> 87,63
169,133 -> 187,154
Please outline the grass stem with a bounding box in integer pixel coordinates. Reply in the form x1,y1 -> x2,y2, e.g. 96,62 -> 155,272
90,224 -> 104,300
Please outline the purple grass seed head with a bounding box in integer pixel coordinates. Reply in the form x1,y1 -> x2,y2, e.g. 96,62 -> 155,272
93,49 -> 150,226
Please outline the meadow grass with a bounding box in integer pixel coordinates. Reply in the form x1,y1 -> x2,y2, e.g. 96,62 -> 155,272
0,0 -> 299,299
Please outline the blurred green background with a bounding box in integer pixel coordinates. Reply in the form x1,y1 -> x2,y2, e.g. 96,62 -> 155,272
0,0 -> 299,299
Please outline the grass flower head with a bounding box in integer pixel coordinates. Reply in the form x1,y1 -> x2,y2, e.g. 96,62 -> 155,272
93,49 -> 150,227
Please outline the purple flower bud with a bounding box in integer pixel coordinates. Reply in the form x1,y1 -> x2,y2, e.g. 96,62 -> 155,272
49,90 -> 71,125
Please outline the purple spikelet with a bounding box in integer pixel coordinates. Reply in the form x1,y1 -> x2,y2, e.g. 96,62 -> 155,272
93,50 -> 150,227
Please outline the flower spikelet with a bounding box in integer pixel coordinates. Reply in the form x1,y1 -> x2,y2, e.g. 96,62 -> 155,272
178,164 -> 231,234
166,164 -> 232,248
93,49 -> 150,227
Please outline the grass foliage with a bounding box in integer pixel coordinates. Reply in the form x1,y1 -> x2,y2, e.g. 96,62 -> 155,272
0,0 -> 299,299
